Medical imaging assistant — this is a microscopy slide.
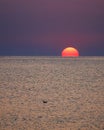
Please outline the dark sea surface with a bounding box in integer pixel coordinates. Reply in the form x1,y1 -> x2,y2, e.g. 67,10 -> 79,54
0,56 -> 104,130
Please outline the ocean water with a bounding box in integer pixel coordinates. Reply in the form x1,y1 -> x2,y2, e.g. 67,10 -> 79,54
0,56 -> 104,130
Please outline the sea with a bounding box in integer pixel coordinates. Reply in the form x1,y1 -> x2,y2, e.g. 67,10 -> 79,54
0,56 -> 104,130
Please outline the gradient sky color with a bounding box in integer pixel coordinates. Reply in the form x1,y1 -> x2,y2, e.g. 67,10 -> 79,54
0,0 -> 104,56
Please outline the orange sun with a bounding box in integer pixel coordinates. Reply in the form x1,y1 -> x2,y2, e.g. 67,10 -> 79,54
62,47 -> 79,57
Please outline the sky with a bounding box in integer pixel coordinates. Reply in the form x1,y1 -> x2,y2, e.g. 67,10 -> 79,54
0,0 -> 104,56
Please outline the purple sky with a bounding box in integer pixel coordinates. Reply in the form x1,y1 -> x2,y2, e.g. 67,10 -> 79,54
0,0 -> 104,55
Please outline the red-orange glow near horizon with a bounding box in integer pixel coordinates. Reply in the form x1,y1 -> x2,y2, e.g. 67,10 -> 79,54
62,47 -> 79,57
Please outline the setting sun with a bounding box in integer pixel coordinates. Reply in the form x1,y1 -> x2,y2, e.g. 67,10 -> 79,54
62,47 -> 79,57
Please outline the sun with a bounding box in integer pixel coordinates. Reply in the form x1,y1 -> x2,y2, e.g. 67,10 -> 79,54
62,47 -> 79,57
